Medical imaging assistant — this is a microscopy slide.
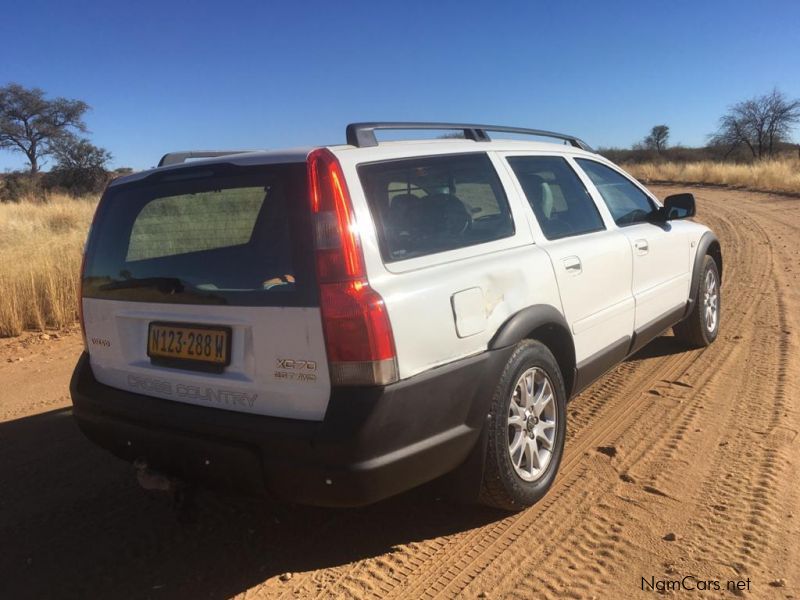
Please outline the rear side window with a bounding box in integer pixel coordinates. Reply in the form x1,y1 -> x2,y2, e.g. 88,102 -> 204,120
83,163 -> 316,307
575,159 -> 656,225
507,156 -> 605,240
358,153 -> 514,262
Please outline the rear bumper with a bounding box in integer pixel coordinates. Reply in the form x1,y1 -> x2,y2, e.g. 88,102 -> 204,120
70,348 -> 510,507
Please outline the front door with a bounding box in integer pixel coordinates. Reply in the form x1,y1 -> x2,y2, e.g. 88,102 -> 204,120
574,158 -> 691,331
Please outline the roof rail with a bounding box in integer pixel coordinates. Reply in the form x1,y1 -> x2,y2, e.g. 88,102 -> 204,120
345,122 -> 593,152
157,150 -> 254,168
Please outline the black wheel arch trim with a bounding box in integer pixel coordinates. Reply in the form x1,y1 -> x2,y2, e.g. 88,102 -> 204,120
488,304 -> 577,397
685,231 -> 722,318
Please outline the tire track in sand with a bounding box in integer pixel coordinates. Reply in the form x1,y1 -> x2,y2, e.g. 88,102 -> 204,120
296,187 -> 796,600
414,191 -> 777,600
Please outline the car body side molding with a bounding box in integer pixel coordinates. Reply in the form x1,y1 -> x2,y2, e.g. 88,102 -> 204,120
573,336 -> 631,396
629,304 -> 687,357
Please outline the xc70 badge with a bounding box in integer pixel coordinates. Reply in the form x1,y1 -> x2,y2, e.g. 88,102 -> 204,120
274,358 -> 318,382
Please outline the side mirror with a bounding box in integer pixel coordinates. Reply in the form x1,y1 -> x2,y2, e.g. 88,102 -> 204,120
661,193 -> 696,220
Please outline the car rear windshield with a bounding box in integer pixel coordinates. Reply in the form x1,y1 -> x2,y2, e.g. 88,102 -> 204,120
358,153 -> 515,262
83,163 -> 317,306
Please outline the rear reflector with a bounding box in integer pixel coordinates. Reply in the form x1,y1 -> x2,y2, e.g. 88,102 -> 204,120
329,359 -> 398,388
308,149 -> 398,386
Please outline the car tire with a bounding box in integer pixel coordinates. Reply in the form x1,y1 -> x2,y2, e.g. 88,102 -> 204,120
673,255 -> 721,348
478,340 -> 567,511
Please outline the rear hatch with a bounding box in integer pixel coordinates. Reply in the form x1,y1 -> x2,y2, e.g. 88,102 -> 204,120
81,160 -> 332,420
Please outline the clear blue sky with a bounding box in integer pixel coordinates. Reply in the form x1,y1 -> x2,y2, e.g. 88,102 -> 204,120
1,0 -> 798,171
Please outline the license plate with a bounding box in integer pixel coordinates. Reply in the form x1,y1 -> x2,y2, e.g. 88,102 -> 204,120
147,322 -> 231,371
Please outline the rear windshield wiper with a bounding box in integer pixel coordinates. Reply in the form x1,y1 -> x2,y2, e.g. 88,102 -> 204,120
99,277 -> 186,294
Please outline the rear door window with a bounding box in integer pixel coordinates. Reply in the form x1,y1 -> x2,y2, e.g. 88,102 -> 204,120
506,156 -> 605,240
83,163 -> 316,306
358,153 -> 515,262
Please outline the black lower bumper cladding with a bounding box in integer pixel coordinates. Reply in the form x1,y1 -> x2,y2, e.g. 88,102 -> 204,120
70,348 -> 510,507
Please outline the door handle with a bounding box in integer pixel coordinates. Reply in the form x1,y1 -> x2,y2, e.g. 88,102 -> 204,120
634,239 -> 649,255
562,256 -> 582,275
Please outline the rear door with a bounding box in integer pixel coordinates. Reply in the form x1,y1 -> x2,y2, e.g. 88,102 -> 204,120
574,159 -> 691,331
347,151 -> 549,379
81,161 -> 332,420
502,155 -> 635,366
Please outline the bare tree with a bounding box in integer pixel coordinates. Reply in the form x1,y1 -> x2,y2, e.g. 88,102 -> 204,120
0,83 -> 89,173
710,89 -> 800,159
643,125 -> 669,153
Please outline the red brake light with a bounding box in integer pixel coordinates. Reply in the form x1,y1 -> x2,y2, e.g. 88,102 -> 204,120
78,205 -> 101,351
308,148 -> 397,385
78,247 -> 87,349
320,281 -> 396,362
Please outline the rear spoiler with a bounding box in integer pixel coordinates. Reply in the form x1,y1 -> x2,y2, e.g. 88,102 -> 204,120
158,150 -> 254,167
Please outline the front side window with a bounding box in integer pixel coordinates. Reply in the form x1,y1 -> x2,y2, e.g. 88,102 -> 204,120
575,159 -> 657,226
506,156 -> 605,240
358,153 -> 515,262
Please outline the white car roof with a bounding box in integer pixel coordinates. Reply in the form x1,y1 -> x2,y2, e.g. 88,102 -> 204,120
112,137 -> 599,187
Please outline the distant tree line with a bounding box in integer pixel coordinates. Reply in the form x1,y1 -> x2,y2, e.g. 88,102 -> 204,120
0,83 -> 123,201
4,83 -> 798,200
600,88 -> 800,164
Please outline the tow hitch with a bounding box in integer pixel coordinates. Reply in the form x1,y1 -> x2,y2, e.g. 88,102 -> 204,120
134,459 -> 193,510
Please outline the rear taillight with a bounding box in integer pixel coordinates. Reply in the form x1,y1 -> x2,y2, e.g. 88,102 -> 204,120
308,148 -> 398,386
78,190 -> 108,351
78,207 -> 99,351
78,245 -> 88,350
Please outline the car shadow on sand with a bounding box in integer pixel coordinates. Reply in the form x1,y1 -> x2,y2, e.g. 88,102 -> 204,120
0,407 -> 505,600
626,334 -> 690,362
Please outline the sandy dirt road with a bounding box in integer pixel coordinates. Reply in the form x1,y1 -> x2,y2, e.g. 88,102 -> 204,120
1,185 -> 798,599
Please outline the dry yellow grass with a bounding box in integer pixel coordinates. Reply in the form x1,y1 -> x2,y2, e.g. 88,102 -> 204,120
0,194 -> 97,337
624,157 -> 800,196
1,158 -> 799,338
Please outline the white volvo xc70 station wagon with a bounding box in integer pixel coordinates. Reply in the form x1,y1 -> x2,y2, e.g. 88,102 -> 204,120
71,122 -> 722,510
